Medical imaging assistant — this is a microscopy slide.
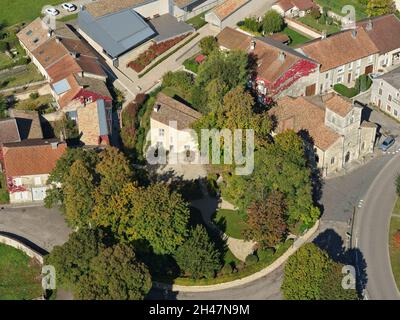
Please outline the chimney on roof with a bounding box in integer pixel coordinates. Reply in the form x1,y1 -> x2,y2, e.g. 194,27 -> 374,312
50,141 -> 59,150
351,29 -> 357,38
278,51 -> 286,62
153,103 -> 161,113
70,51 -> 79,59
250,40 -> 256,51
55,37 -> 61,44
366,19 -> 373,31
321,30 -> 327,39
47,29 -> 54,38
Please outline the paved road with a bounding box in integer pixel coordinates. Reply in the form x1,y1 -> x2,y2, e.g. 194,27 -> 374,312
353,153 -> 400,300
148,266 -> 283,300
0,205 -> 71,251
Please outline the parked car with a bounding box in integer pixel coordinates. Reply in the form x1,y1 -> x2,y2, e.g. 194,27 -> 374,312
379,136 -> 395,151
62,3 -> 77,12
45,7 -> 60,16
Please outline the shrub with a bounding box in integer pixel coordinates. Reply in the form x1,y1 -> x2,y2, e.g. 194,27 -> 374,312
257,248 -> 275,263
394,230 -> 400,249
242,17 -> 261,33
396,174 -> 400,196
310,7 -> 322,19
29,92 -> 39,100
0,40 -> 8,52
333,84 -> 359,98
220,264 -> 233,275
245,254 -> 259,266
262,10 -> 284,34
199,36 -> 218,56
355,74 -> 372,92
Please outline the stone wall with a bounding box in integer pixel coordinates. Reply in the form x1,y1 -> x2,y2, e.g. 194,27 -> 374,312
0,234 -> 44,264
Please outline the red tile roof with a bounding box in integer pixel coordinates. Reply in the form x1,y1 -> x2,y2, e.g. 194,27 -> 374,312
2,140 -> 67,177
357,14 -> 400,55
212,0 -> 250,21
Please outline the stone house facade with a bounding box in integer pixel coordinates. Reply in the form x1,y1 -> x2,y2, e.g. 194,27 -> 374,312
270,94 -> 377,176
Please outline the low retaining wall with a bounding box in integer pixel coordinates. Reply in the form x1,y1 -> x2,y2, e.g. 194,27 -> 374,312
285,18 -> 322,39
0,233 -> 44,264
155,220 -> 320,292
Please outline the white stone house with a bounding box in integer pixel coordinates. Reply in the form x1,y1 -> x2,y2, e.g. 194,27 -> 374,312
371,67 -> 400,120
270,94 -> 377,176
271,0 -> 316,18
1,139 -> 67,204
150,92 -> 201,159
298,27 -> 380,95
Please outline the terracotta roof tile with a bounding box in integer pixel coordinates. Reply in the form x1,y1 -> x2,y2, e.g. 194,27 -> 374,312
151,92 -> 201,130
323,94 -> 353,117
85,0 -> 148,17
212,0 -> 250,21
299,27 -> 379,72
10,110 -> 43,140
2,139 -> 67,177
32,38 -> 68,69
0,119 -> 21,144
358,14 -> 400,55
17,18 -> 50,52
270,96 -> 341,150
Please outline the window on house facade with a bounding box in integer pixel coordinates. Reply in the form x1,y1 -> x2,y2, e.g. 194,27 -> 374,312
337,66 -> 345,74
368,55 -> 374,63
388,94 -> 392,102
394,109 -> 398,117
34,177 -> 41,186
337,76 -> 343,83
387,105 -> 392,112
348,62 -> 353,70
325,72 -> 329,79
159,129 -> 165,137
379,88 -> 383,95
331,157 -> 335,165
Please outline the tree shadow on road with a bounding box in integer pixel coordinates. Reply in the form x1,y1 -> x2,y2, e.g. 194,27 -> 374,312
313,228 -> 368,297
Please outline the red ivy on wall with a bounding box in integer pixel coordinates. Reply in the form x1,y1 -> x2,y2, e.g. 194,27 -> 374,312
7,177 -> 27,193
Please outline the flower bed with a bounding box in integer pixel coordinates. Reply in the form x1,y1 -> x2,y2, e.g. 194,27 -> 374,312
128,34 -> 190,73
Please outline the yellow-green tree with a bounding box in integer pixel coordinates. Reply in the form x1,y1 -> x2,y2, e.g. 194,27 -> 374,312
366,0 -> 396,16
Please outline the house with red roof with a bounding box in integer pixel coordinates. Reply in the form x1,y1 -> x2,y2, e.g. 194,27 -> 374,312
1,139 -> 67,203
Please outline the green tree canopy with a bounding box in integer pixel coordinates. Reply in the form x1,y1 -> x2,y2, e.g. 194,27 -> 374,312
63,159 -> 95,227
75,243 -> 152,300
0,95 -> 7,119
262,10 -> 284,34
199,36 -> 218,56
92,183 -> 190,255
175,225 -> 221,279
192,50 -> 249,113
282,243 -> 358,300
45,148 -> 99,208
222,130 -> 319,228
366,0 -> 396,16
244,191 -> 288,248
44,228 -> 107,289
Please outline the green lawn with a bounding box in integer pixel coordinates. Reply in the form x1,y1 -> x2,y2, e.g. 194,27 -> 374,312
0,243 -> 42,300
389,198 -> 400,291
213,209 -> 249,239
333,83 -> 359,98
0,53 -> 13,70
1,0 -> 65,26
186,11 -> 209,30
183,56 -> 199,74
282,27 -> 311,47
298,14 -> 341,35
58,13 -> 78,23
0,64 -> 44,90
314,0 -> 368,20
15,94 -> 55,113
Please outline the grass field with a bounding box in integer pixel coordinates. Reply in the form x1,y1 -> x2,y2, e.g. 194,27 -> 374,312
282,27 -> 311,47
186,11 -> 209,30
389,198 -> 400,291
298,14 -> 341,35
0,243 -> 42,300
0,64 -> 44,90
1,0 -> 65,26
213,209 -> 249,239
314,0 -> 368,20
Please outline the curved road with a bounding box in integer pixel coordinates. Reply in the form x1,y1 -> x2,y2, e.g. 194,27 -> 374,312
353,153 -> 400,300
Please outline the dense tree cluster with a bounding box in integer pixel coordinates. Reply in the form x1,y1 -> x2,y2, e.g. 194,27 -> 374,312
366,0 -> 396,16
45,229 -> 152,300
281,243 -> 358,300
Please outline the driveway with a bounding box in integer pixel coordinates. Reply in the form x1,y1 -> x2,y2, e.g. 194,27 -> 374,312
0,205 -> 71,252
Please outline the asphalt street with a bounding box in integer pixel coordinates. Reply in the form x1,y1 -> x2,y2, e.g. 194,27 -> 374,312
353,153 -> 400,300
